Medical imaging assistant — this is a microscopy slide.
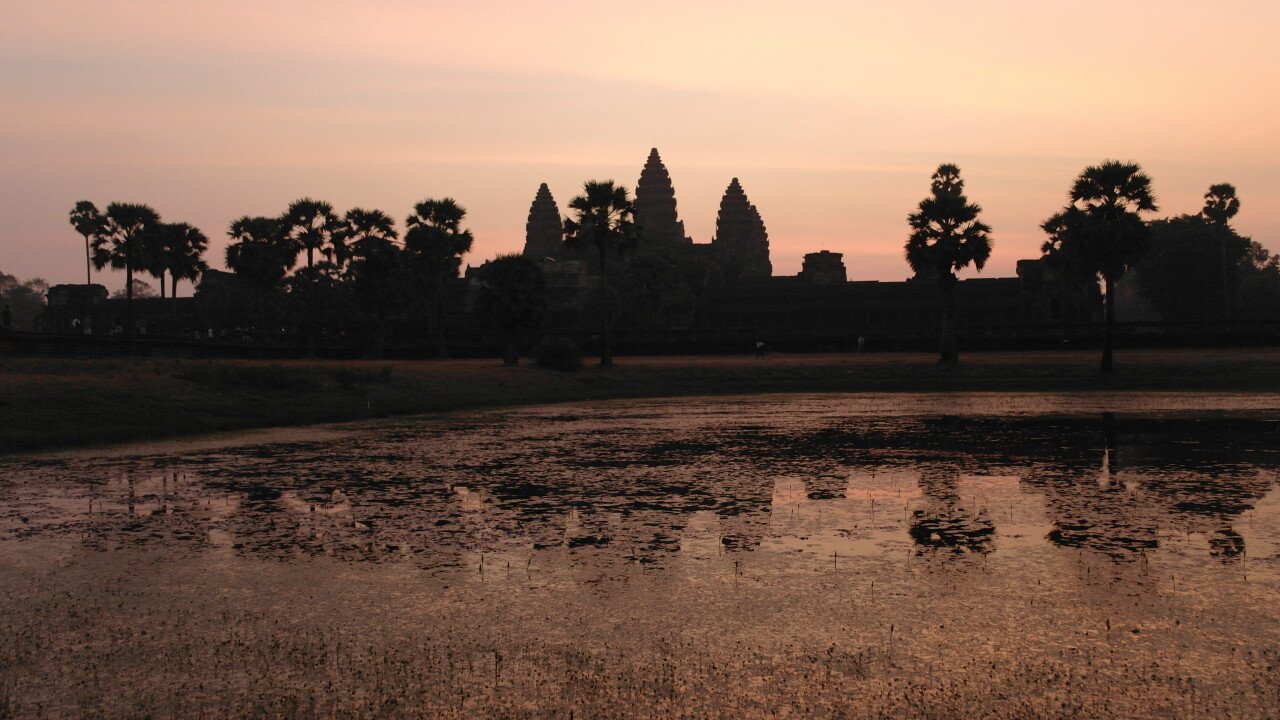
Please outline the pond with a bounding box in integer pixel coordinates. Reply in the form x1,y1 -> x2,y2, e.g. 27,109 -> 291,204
2,393 -> 1279,718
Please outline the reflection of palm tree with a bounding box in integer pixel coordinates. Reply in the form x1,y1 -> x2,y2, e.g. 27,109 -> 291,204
909,466 -> 995,553
1043,445 -> 1158,558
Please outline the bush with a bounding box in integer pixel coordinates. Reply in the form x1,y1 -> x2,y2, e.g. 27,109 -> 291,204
534,337 -> 581,372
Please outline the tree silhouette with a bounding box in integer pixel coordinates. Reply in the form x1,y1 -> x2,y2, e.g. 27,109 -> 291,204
344,216 -> 407,358
337,208 -> 399,267
282,198 -> 343,354
563,180 -> 639,366
1135,214 -> 1249,322
90,203 -> 163,336
471,254 -> 547,366
69,201 -> 104,286
282,198 -> 342,271
1202,183 -> 1240,226
1041,161 -> 1158,372
160,223 -> 210,299
404,198 -> 473,357
1202,183 -> 1242,319
904,164 -> 992,363
225,216 -> 298,335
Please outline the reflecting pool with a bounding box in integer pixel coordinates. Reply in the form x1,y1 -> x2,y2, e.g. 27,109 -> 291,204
2,393 -> 1279,718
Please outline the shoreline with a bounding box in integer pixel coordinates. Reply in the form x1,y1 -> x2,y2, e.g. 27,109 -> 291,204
5,347 -> 1280,454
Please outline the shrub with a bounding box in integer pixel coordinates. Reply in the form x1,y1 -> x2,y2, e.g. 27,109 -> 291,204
534,337 -> 581,372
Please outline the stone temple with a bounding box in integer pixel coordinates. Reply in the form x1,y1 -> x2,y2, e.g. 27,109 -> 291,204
514,148 -> 1097,350
634,148 -> 691,249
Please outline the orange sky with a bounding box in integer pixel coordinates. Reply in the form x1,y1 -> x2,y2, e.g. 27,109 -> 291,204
2,0 -> 1277,290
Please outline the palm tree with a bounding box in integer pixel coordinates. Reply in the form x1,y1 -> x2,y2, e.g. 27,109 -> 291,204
404,198 -> 473,357
337,208 -> 399,267
904,164 -> 992,363
1203,183 -> 1241,320
1202,183 -> 1240,225
90,203 -> 162,335
563,180 -> 639,366
281,198 -> 342,271
69,201 -> 104,285
472,254 -> 547,366
225,216 -> 298,335
1041,161 -> 1158,373
282,198 -> 342,353
161,223 -> 210,298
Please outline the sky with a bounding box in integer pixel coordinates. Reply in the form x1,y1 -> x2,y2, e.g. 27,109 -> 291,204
2,0 -> 1278,292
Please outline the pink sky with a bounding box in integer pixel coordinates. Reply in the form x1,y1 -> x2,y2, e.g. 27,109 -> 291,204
2,0 -> 1277,292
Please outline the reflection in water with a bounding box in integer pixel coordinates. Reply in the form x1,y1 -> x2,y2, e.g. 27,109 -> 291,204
3,395 -> 1280,717
2,402 -> 1278,573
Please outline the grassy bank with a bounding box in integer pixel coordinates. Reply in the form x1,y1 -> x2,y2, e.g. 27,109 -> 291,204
4,348 -> 1280,453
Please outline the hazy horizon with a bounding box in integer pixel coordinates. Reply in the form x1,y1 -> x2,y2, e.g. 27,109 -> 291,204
3,0 -> 1278,291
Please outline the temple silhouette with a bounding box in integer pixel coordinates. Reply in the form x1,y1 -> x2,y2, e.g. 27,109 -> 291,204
28,147 -> 1185,354
518,148 -> 1092,351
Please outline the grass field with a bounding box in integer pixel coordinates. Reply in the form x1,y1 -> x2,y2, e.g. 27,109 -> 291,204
4,347 -> 1280,453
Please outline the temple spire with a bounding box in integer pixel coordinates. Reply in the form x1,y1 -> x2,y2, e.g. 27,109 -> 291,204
523,183 -> 563,261
712,178 -> 772,282
634,148 -> 690,249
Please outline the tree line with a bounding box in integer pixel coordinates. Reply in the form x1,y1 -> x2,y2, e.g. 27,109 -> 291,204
55,162 -> 1280,368
904,161 -> 1274,372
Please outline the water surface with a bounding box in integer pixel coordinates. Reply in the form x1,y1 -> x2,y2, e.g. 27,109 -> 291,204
3,393 -> 1279,718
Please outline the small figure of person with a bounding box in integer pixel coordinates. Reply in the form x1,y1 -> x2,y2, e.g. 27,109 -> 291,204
857,336 -> 866,353
1,304 -> 10,330
755,339 -> 765,357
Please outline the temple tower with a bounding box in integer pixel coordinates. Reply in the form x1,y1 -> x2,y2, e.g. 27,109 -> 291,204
523,183 -> 563,261
712,178 -> 772,283
634,148 -> 690,249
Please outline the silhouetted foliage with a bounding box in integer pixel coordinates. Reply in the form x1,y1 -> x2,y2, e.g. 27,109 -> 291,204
143,222 -> 210,299
1135,214 -> 1250,322
472,254 -> 547,366
282,198 -> 342,272
534,336 -> 582,371
111,279 -> 157,300
0,271 -> 48,330
1041,161 -> 1158,372
905,164 -> 992,363
225,216 -> 298,334
1202,183 -> 1240,226
405,198 -> 474,357
68,201 -> 104,285
563,180 -> 639,366
341,209 -> 405,357
1237,240 -> 1280,322
89,203 -> 163,335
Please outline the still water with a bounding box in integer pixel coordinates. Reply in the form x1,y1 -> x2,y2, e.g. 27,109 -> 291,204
2,393 -> 1279,718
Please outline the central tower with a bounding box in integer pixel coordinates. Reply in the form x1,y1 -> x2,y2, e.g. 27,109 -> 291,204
634,148 -> 691,249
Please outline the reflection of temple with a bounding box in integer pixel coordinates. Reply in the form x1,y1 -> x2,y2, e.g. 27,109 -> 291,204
522,148 -> 1098,347
908,467 -> 997,554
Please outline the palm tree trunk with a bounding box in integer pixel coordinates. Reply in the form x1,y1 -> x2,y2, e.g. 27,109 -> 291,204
939,275 -> 958,364
125,264 -> 135,336
598,244 -> 613,367
171,274 -> 178,300
434,282 -> 448,358
1101,275 -> 1116,373
159,271 -> 166,299
84,236 -> 92,285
